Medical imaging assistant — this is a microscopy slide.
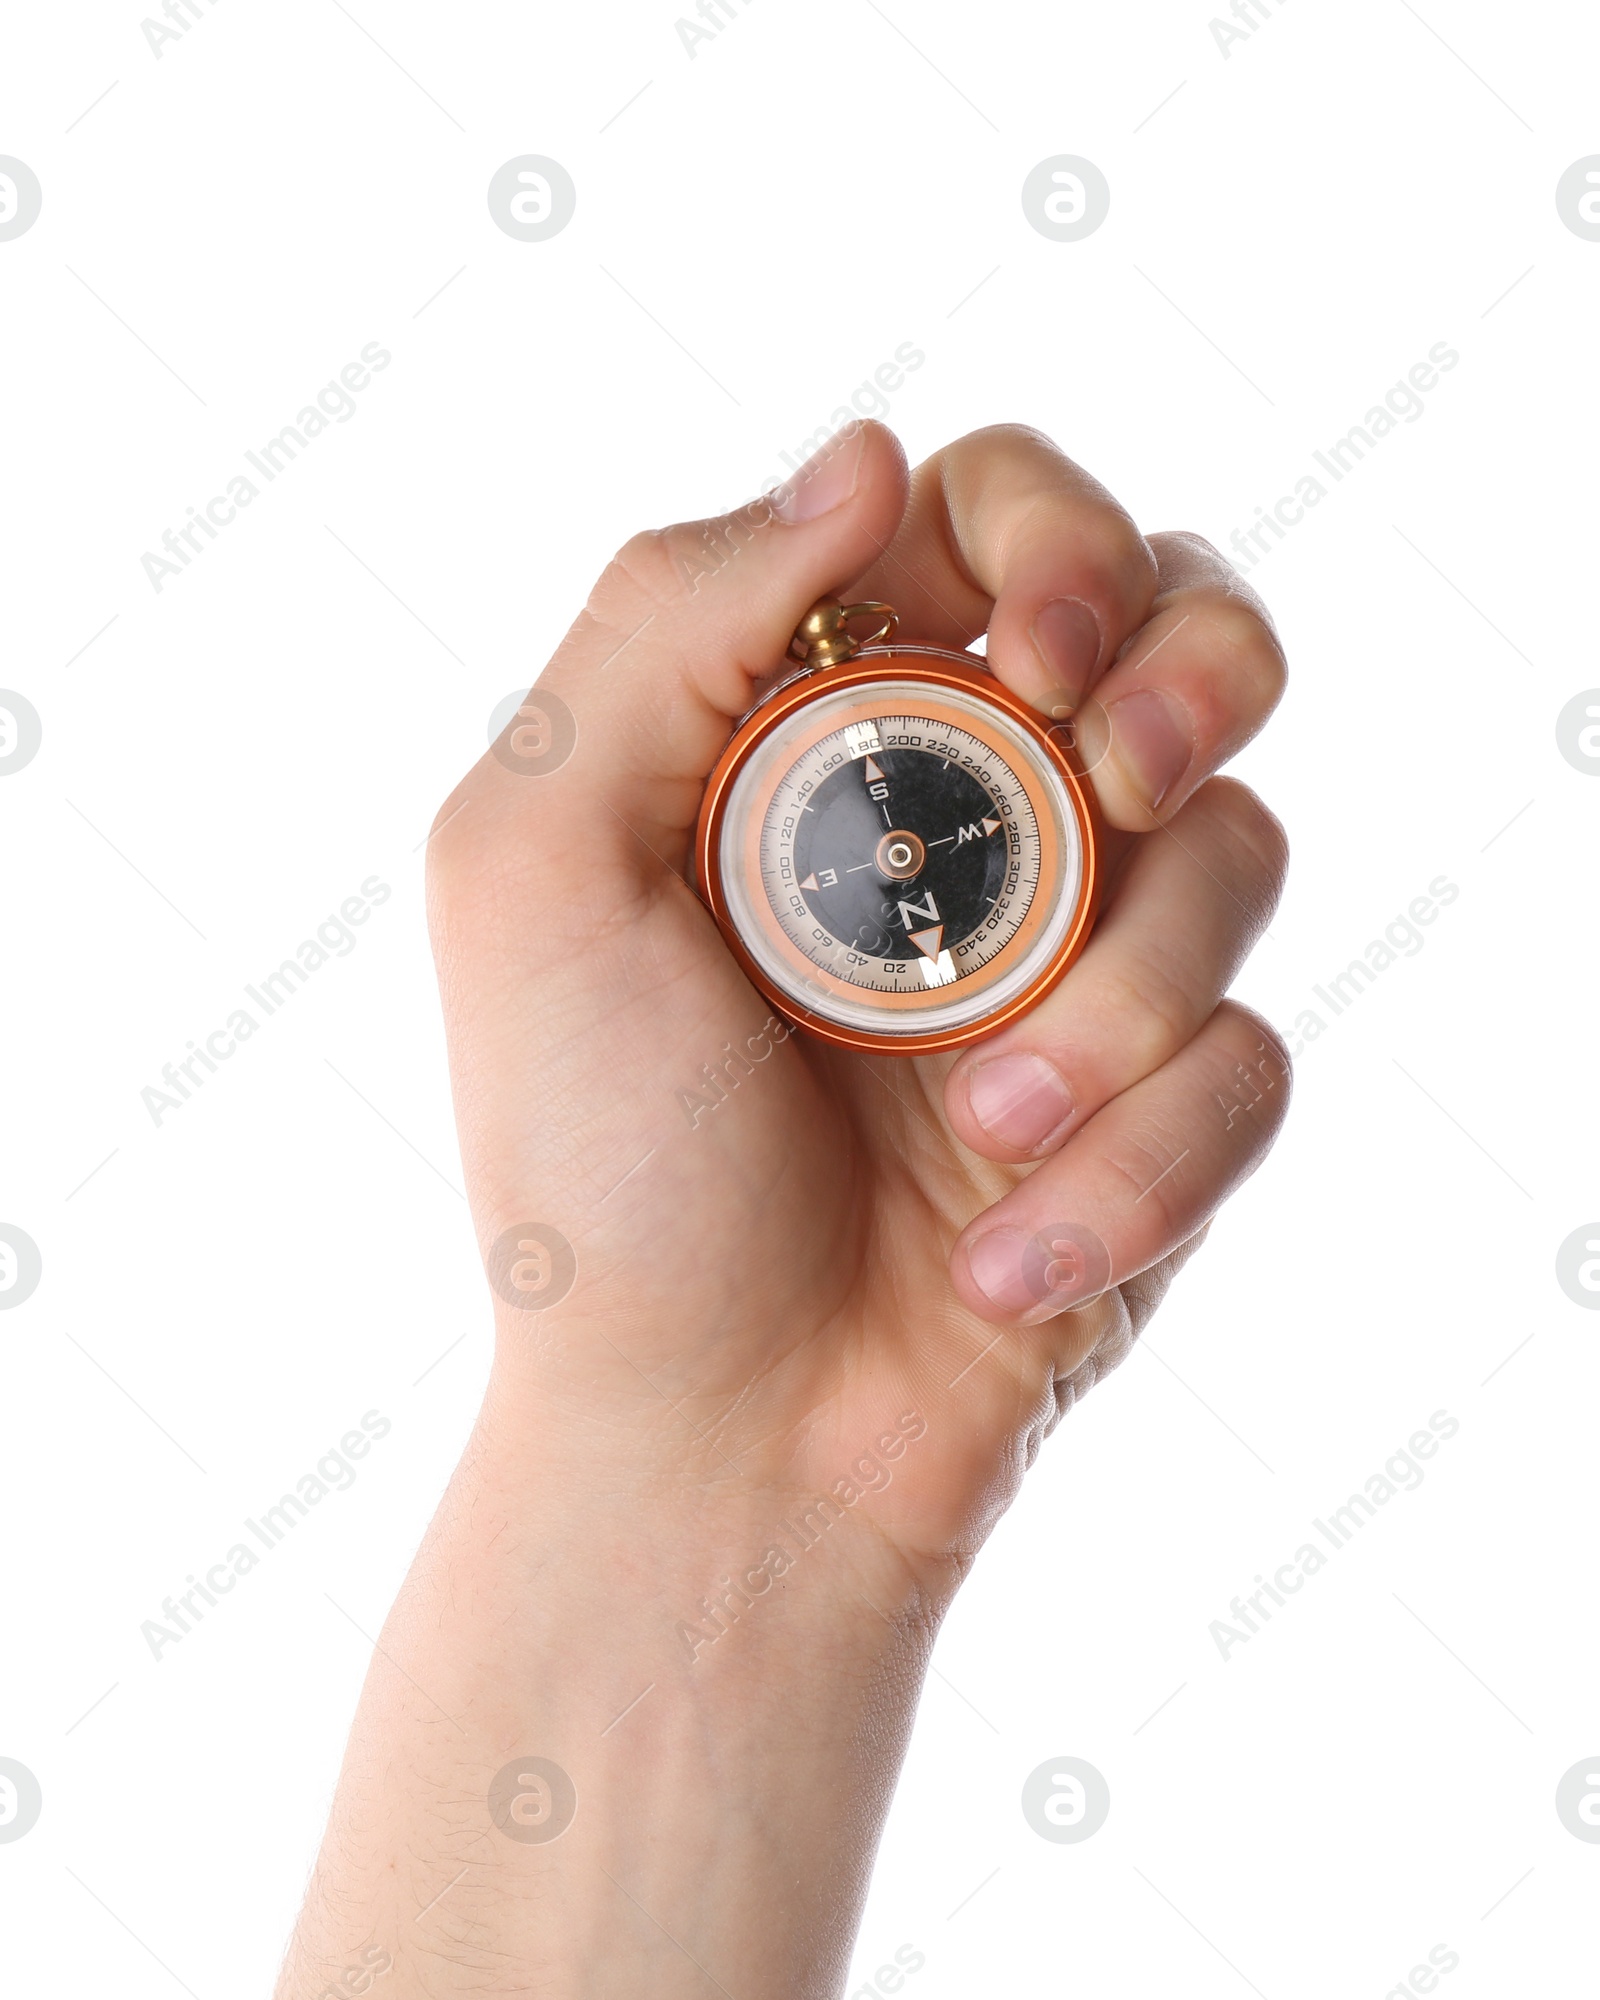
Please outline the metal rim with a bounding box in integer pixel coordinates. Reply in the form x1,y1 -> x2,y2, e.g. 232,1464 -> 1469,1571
694,646 -> 1101,1056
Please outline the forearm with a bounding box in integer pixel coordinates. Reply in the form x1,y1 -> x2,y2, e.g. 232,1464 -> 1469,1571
277,1373 -> 946,2000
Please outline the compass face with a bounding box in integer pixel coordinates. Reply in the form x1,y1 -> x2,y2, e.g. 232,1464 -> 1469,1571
701,659 -> 1096,1051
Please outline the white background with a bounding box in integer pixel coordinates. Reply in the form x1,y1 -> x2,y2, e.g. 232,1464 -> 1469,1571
2,1 -> 1598,1994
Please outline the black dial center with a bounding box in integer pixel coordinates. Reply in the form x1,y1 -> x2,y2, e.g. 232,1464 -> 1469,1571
792,749 -> 1009,960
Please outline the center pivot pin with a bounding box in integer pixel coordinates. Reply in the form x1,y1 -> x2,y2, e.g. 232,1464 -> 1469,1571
874,829 -> 925,881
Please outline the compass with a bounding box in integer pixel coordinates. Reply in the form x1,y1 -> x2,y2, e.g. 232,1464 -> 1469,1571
695,598 -> 1102,1055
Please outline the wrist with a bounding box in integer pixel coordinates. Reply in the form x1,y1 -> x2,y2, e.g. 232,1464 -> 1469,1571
293,1398 -> 947,1999
472,1360 -> 952,1676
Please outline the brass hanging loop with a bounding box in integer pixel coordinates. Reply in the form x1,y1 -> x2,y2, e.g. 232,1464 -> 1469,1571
789,597 -> 898,670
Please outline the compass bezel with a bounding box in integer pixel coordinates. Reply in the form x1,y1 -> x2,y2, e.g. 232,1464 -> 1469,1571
694,643 -> 1102,1056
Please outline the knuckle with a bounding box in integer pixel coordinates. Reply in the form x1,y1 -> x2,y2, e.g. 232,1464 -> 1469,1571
591,512 -> 772,631
1189,584 -> 1276,653
1165,528 -> 1223,562
1100,507 -> 1158,582
1220,597 -> 1289,698
1156,526 -> 1266,596
1178,588 -> 1289,725
963,419 -> 1063,457
424,781 -> 493,900
1214,998 -> 1294,1100
1069,489 -> 1154,571
1104,1122 -> 1185,1230
1020,492 -> 1155,605
589,526 -> 687,624
1147,528 -> 1229,588
1098,957 -> 1197,1075
1202,777 -> 1291,901
943,428 -> 1160,607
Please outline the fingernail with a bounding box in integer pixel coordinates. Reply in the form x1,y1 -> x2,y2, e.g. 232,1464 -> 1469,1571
1029,598 -> 1103,716
1103,687 -> 1194,809
966,1229 -> 1040,1316
967,1053 -> 1075,1154
774,423 -> 865,524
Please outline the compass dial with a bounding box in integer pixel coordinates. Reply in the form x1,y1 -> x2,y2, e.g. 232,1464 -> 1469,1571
700,659 -> 1097,1053
778,720 -> 1036,986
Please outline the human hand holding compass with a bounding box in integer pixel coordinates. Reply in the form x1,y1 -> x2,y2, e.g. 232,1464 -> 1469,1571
284,423 -> 1291,1998
433,420 -> 1289,1394
423,412 -> 1292,1656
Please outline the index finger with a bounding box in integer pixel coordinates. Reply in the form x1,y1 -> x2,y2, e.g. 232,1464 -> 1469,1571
845,422 -> 1161,719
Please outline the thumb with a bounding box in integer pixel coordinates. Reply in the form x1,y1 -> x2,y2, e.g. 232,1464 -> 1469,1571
451,420 -> 910,882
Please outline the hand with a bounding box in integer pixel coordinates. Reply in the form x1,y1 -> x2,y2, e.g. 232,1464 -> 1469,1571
428,419 -> 1290,1577
279,421 -> 1291,2000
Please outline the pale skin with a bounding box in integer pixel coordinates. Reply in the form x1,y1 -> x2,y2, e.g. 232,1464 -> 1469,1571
276,422 -> 1291,1999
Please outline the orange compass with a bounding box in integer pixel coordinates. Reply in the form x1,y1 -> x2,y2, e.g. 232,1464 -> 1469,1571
695,598 -> 1102,1056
